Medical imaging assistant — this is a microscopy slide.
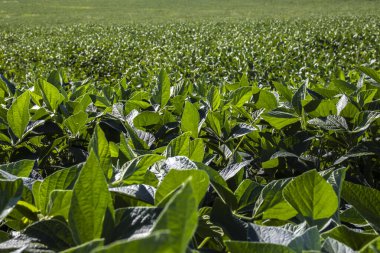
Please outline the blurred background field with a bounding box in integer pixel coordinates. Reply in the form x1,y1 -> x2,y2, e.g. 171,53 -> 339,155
1,0 -> 380,26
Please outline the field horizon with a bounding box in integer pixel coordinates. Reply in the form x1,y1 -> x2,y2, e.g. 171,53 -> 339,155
1,0 -> 380,26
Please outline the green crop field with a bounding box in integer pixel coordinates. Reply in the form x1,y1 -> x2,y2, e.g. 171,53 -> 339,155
0,0 -> 380,252
1,0 -> 380,25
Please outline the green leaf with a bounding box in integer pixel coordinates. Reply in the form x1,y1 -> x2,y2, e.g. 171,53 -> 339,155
341,181 -> 380,231
189,138 -> 205,162
124,121 -> 149,150
230,86 -> 253,108
62,239 -> 104,253
283,170 -> 338,221
69,151 -> 114,245
47,190 -> 73,220
255,90 -> 278,110
253,179 -> 297,220
155,169 -> 209,205
0,179 -> 23,221
38,167 -> 78,215
116,154 -> 164,183
207,86 -> 221,111
225,241 -> 296,253
152,69 -> 171,108
7,91 -> 30,139
360,237 -> 380,253
288,227 -> 321,253
261,111 -> 299,130
210,198 -> 247,240
331,79 -> 357,94
322,238 -> 355,253
92,231 -> 171,253
196,162 -> 238,209
165,132 -> 192,158
358,66 -> 380,84
88,125 -> 112,179
273,81 -> 293,102
64,111 -> 88,136
322,225 -> 378,251
133,111 -> 161,129
292,83 -> 306,115
110,207 -> 160,241
24,219 -> 75,251
181,101 -> 200,138
248,223 -> 294,244
39,80 -> 65,112
0,160 -> 34,177
152,180 -> 198,253
235,180 -> 262,211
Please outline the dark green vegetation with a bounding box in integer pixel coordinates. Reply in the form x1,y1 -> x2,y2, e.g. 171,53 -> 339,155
1,0 -> 380,25
1,2 -> 380,252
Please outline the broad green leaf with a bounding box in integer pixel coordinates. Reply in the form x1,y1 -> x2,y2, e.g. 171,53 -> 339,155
88,126 -> 112,179
306,99 -> 337,117
165,132 -> 192,158
47,190 -> 73,220
230,86 -> 253,108
39,80 -> 65,112
360,237 -> 380,253
358,66 -> 380,84
235,179 -> 262,211
262,111 -> 299,130
283,170 -> 338,221
253,179 -> 297,220
331,79 -> 357,94
189,138 -> 205,162
181,101 -> 199,138
118,133 -> 137,164
92,231 -> 171,253
255,90 -> 278,110
152,180 -> 198,253
322,238 -> 355,253
24,219 -> 75,251
288,227 -> 321,253
225,241 -> 296,253
110,184 -> 155,205
0,179 -> 23,221
133,111 -> 161,129
111,207 -> 161,241
248,223 -> 294,245
322,225 -> 378,251
0,160 -> 34,177
64,111 -> 88,136
155,169 -> 209,204
165,133 -> 204,162
358,89 -> 377,107
210,198 -> 247,240
124,121 -> 149,150
38,167 -> 78,215
69,151 -> 114,245
273,81 -> 293,102
62,239 -> 104,253
206,111 -> 222,136
152,69 -> 171,108
208,86 -> 221,111
196,162 -> 238,209
116,154 -> 164,183
7,91 -> 30,139
341,181 -> 380,231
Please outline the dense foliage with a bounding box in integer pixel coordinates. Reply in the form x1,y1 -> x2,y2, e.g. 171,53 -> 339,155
0,18 -> 380,252
1,18 -> 379,85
